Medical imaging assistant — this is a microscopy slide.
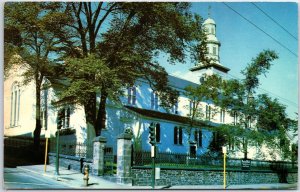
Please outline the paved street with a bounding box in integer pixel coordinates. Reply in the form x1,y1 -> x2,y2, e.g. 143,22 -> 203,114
4,168 -> 69,189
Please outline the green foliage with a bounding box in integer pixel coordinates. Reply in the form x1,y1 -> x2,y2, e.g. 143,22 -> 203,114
183,74 -> 222,140
207,129 -> 226,155
4,2 -> 69,147
62,54 -> 123,105
241,50 -> 278,93
58,2 -> 208,136
186,50 -> 290,158
256,94 -> 289,131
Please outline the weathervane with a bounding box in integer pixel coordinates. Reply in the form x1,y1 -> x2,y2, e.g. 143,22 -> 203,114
208,6 -> 211,18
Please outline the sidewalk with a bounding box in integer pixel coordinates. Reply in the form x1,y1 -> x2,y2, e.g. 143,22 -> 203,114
17,164 -> 131,189
17,165 -> 297,190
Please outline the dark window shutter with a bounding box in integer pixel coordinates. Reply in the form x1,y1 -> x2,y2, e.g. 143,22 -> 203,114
151,91 -> 154,109
179,127 -> 182,145
132,87 -> 136,105
174,127 -> 178,144
199,130 -> 202,147
127,87 -> 131,104
194,130 -> 198,145
156,123 -> 160,143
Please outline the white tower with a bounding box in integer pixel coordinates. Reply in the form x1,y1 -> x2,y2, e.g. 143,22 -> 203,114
190,10 -> 230,82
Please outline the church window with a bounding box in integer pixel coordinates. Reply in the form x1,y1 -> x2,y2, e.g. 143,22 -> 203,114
189,100 -> 195,116
172,100 -> 178,114
220,109 -> 225,123
174,126 -> 183,145
57,107 -> 71,129
233,111 -> 238,125
151,91 -> 159,110
205,105 -> 211,120
247,116 -> 251,128
229,136 -> 235,150
213,47 -> 217,55
211,27 -> 213,34
10,83 -> 20,127
127,86 -> 136,105
195,129 -> 202,147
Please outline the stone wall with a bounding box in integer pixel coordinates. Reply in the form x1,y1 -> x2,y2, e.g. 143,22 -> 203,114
132,167 -> 298,186
48,153 -> 92,173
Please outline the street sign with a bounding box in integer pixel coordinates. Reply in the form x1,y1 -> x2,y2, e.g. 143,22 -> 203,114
241,159 -> 251,170
155,167 -> 160,179
222,146 -> 227,154
151,146 -> 155,158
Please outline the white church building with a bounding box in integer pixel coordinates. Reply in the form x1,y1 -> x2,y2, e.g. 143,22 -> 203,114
4,17 -> 284,160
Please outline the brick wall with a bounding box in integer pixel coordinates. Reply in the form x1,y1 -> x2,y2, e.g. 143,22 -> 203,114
132,167 -> 298,186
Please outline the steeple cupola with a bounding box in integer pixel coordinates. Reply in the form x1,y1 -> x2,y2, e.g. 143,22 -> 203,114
189,10 -> 230,81
203,17 -> 221,63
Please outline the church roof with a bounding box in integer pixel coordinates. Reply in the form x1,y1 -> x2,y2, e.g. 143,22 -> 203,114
167,75 -> 198,90
190,63 -> 230,73
125,105 -> 218,129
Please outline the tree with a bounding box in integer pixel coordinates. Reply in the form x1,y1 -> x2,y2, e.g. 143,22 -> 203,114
58,2 -> 207,139
184,74 -> 223,151
218,50 -> 279,159
4,2 -> 70,148
256,94 -> 298,159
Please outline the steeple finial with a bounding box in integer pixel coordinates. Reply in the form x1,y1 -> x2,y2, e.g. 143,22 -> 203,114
208,6 -> 211,18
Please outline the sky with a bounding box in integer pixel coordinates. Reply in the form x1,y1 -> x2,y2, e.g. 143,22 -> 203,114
159,2 -> 298,119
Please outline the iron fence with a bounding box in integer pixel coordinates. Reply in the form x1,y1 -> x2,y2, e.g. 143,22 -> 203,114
49,140 -> 93,159
132,150 -> 298,171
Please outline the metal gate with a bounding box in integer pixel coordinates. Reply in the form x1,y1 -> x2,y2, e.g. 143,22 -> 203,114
103,146 -> 115,175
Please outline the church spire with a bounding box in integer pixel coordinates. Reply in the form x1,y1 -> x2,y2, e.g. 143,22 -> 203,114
189,13 -> 230,79
208,5 -> 211,18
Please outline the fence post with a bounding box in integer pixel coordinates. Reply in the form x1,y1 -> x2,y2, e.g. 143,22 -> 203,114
116,133 -> 133,184
92,136 -> 106,176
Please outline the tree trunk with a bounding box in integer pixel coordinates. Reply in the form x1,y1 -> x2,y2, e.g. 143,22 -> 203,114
84,92 -> 97,140
95,89 -> 108,136
33,78 -> 41,149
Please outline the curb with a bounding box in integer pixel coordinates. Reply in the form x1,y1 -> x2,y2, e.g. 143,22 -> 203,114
17,166 -> 71,183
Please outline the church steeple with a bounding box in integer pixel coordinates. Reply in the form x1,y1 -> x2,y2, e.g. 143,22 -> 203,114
190,10 -> 230,81
203,16 -> 220,64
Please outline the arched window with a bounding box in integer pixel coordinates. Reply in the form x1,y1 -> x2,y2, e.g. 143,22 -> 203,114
213,47 -> 217,55
195,129 -> 202,147
233,111 -> 238,125
151,91 -> 159,110
127,86 -> 136,105
205,105 -> 211,120
174,126 -> 183,145
172,100 -> 178,114
10,83 -> 20,127
57,106 -> 71,129
220,109 -> 225,123
189,100 -> 195,115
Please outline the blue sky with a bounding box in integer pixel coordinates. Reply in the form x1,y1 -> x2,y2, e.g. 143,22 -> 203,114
160,2 -> 298,119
